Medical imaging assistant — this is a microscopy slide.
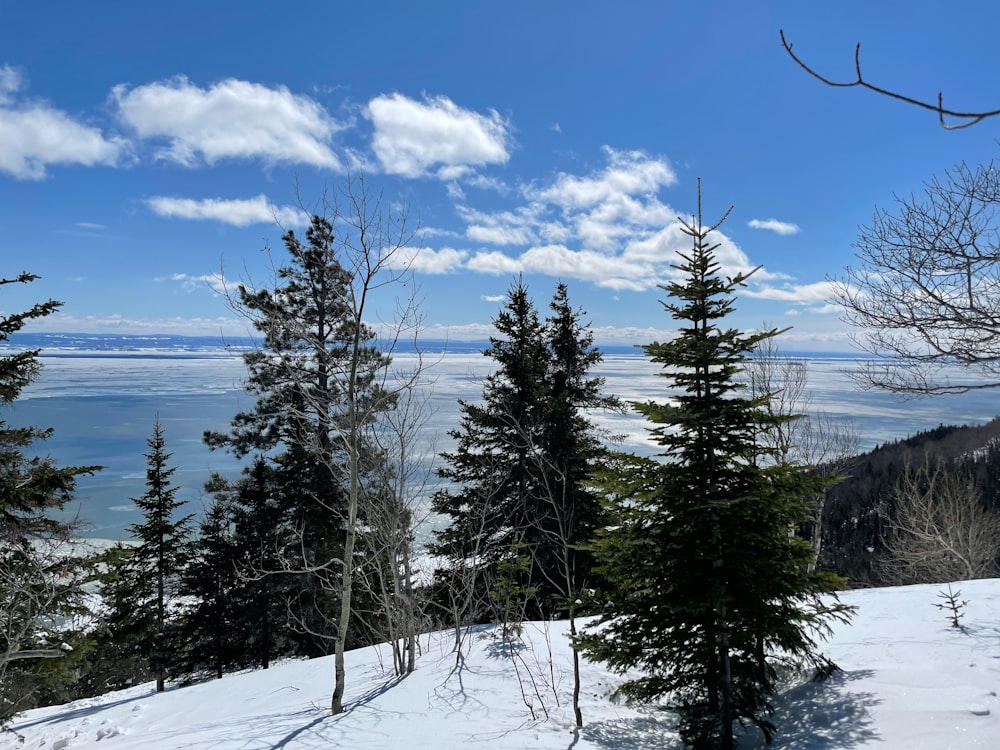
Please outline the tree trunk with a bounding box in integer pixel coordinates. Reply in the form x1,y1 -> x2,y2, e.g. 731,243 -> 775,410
331,423 -> 361,715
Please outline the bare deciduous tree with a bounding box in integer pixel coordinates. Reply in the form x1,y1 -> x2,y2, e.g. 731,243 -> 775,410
878,455 -> 1000,585
780,29 -> 1000,130
0,538 -> 71,711
831,160 -> 1000,395
212,175 -> 425,714
746,334 -> 859,565
354,371 -> 436,677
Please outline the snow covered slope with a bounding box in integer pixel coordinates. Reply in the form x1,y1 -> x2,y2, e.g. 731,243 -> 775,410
5,579 -> 999,749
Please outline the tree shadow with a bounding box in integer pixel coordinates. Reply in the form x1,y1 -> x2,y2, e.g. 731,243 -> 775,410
584,715 -> 684,750
583,669 -> 880,750
757,669 -> 881,749
8,691 -> 150,732
483,632 -> 528,661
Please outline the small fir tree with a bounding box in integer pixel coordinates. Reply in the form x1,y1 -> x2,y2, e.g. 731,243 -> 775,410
582,184 -> 851,749
102,417 -> 192,693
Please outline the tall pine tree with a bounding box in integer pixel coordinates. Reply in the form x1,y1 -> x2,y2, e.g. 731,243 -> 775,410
207,180 -> 419,713
582,185 -> 851,749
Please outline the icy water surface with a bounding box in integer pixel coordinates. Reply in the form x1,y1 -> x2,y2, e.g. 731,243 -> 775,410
6,339 -> 999,540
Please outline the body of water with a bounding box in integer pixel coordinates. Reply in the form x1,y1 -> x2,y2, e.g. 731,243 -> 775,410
5,336 -> 999,540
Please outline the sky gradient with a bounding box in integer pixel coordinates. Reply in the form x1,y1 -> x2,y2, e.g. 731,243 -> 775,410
3,1 -> 998,350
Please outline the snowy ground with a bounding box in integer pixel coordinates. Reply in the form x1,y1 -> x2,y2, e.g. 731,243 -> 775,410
5,579 -> 1000,749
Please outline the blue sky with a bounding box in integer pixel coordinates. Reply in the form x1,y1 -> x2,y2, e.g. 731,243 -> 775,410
2,1 -> 998,351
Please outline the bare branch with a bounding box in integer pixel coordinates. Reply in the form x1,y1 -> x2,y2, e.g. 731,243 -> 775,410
780,29 -> 1000,130
0,649 -> 66,663
832,160 -> 1000,394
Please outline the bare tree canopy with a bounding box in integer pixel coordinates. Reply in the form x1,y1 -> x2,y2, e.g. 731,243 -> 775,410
878,456 -> 1000,585
832,160 -> 1000,394
780,29 -> 1000,130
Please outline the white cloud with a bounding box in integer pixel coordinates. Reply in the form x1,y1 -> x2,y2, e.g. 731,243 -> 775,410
523,244 -> 654,290
466,250 -> 525,275
0,64 -> 124,180
451,146 -> 798,295
113,76 -> 341,168
384,246 -> 468,274
527,147 -> 676,209
146,194 -> 306,227
481,294 -> 506,303
456,148 -> 678,271
367,93 -> 510,178
743,280 -> 838,304
0,65 -> 22,103
75,221 -> 107,230
748,218 -> 800,235
466,224 -> 535,246
160,272 -> 231,296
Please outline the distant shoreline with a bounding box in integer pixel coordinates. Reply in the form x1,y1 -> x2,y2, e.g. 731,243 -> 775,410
4,332 -> 863,361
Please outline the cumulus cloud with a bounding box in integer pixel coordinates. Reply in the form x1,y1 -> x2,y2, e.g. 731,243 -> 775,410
0,64 -> 125,179
527,146 -> 676,209
113,76 -> 341,168
742,280 -> 838,304
466,250 -> 525,275
466,223 -> 535,246
367,93 -> 510,178
146,194 -> 307,227
384,246 -> 468,274
448,146 -> 801,296
0,65 -> 21,103
456,147 -> 678,265
748,218 -> 800,235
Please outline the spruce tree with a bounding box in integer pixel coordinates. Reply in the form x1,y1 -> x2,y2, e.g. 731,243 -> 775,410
0,272 -> 98,722
533,282 -> 619,608
176,486 -> 242,680
102,417 -> 192,693
431,278 -> 616,641
431,276 -> 548,606
582,186 -> 851,749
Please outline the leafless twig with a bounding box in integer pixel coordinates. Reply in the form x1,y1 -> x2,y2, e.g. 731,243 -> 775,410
780,29 -> 1000,130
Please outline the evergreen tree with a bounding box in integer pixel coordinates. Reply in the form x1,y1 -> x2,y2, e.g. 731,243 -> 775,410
206,184 -> 418,713
175,486 -> 242,680
582,187 -> 851,749
101,417 -> 192,693
431,278 -> 616,641
533,282 -> 619,609
0,272 -> 98,723
431,276 -> 548,604
227,457 -> 288,666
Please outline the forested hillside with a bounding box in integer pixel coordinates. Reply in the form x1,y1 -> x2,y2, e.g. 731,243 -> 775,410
819,416 -> 1000,585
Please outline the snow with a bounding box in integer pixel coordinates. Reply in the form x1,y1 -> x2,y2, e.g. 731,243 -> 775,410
5,579 -> 1000,749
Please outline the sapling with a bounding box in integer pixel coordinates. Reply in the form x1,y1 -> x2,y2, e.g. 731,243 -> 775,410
933,584 -> 968,629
